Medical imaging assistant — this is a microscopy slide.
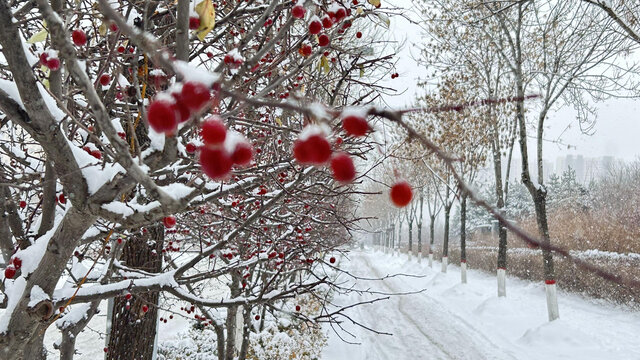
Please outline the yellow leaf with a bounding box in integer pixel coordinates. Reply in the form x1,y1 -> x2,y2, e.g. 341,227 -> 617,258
195,0 -> 216,41
27,28 -> 48,44
42,78 -> 50,89
359,65 -> 364,78
368,0 -> 381,7
98,22 -> 107,36
275,117 -> 282,126
320,56 -> 330,74
356,7 -> 364,15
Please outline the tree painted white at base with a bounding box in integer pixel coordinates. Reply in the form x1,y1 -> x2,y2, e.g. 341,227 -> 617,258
497,268 -> 506,297
428,253 -> 433,268
441,256 -> 448,273
461,262 -> 467,284
545,282 -> 560,321
417,251 -> 422,263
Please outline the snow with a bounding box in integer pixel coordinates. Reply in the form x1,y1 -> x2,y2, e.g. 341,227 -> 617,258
0,277 -> 26,334
68,140 -> 125,194
28,286 -> 50,307
56,303 -> 93,330
174,60 -> 220,87
322,249 -> 640,360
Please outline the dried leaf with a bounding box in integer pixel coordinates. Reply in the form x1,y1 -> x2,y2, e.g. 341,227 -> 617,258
27,28 -> 48,44
195,0 -> 216,41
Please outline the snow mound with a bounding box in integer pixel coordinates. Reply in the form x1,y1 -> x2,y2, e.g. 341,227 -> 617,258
518,319 -> 596,348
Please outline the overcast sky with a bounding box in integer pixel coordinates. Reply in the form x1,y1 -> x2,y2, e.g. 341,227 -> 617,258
379,0 -> 640,162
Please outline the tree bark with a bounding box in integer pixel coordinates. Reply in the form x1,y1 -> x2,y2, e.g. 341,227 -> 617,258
107,225 -> 163,360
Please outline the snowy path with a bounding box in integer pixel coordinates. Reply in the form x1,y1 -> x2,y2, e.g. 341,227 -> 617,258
322,249 -> 640,360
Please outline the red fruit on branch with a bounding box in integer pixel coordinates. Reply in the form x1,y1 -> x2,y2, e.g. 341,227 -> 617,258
181,81 -> 211,112
356,31 -> 362,38
309,17 -> 322,35
293,133 -> 332,165
231,142 -> 253,166
47,58 -> 61,71
298,44 -> 312,57
200,148 -> 233,180
147,99 -> 178,134
292,5 -> 306,19
189,16 -> 201,30
295,305 -> 301,312
163,216 -> 176,228
142,305 -> 149,313
19,201 -> 26,209
90,150 -> 102,159
11,257 -> 22,270
4,266 -> 16,279
99,74 -> 111,86
58,193 -> 66,204
322,16 -> 333,29
329,257 -> 336,264
330,153 -> 356,183
186,143 -> 197,154
342,115 -> 369,137
39,52 -> 49,66
200,116 -> 227,146
390,181 -> 413,207
72,29 -> 87,46
318,34 -> 330,47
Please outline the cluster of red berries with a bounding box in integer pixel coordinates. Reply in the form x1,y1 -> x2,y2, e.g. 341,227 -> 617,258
223,50 -> 244,69
39,51 -> 60,71
4,256 -> 22,279
391,72 -> 400,79
198,116 -> 254,180
189,16 -> 200,30
82,145 -> 102,160
147,80 -> 213,134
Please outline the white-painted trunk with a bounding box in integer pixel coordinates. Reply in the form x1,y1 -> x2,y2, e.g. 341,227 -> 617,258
461,262 -> 467,284
408,252 -> 412,261
418,251 -> 422,263
545,282 -> 560,321
441,256 -> 448,273
497,268 -> 506,297
235,306 -> 243,353
428,253 -> 433,268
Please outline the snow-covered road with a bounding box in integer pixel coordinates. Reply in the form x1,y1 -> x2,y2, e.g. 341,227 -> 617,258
322,249 -> 640,360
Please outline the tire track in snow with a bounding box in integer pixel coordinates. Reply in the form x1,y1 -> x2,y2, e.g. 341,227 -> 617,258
357,253 -> 519,360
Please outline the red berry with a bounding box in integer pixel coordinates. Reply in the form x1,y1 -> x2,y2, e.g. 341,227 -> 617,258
390,181 -> 413,207
356,31 -> 362,38
4,266 -> 16,279
39,52 -> 49,66
330,153 -> 356,183
117,45 -> 125,53
99,74 -> 111,86
186,143 -> 197,154
200,148 -> 233,180
293,134 -> 332,165
47,58 -> 61,71
200,117 -> 227,147
103,347 -> 109,353
231,142 -> 253,166
330,257 -> 336,264
11,257 -> 22,269
189,16 -> 201,30
298,44 -> 312,57
90,150 -> 102,159
309,18 -> 322,34
335,8 -> 347,21
318,34 -> 330,47
142,305 -> 149,313
255,315 -> 260,320
181,81 -> 211,112
173,101 -> 192,123
322,16 -> 333,29
295,305 -> 301,312
163,216 -> 176,228
147,100 -> 178,134
19,201 -> 26,209
58,193 -> 66,204
125,293 -> 132,300
292,5 -> 306,19
109,23 -> 118,32
342,115 -> 369,137
72,29 -> 87,46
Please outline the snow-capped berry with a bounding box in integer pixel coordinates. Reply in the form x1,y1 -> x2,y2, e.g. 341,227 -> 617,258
298,44 -> 312,57
330,153 -> 356,183
11,257 -> 22,269
72,29 -> 87,46
47,58 -> 61,71
342,115 -> 369,137
186,143 -> 197,154
163,216 -> 176,228
189,16 -> 200,30
147,100 -> 178,134
335,7 -> 347,21
180,81 -> 211,112
4,266 -> 16,279
125,293 -> 132,300
293,134 -> 332,165
19,201 -> 27,209
200,116 -> 227,147
99,74 -> 111,86
309,17 -> 322,35
173,101 -> 192,123
322,16 -> 333,29
318,34 -> 330,47
390,181 -> 413,207
200,147 -> 233,180
231,142 -> 253,166
292,5 -> 306,19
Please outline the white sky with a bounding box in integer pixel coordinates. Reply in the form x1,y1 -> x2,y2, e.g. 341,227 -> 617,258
380,0 -> 640,161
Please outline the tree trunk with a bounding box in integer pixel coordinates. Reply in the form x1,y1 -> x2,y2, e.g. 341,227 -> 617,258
107,225 -> 163,360
442,204 -> 451,273
429,215 -> 435,268
408,220 -> 413,257
460,194 -> 467,284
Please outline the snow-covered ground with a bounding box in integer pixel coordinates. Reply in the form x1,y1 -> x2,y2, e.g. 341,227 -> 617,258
322,249 -> 640,360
